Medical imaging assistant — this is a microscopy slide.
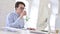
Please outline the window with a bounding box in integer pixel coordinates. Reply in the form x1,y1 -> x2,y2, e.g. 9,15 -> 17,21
49,0 -> 59,31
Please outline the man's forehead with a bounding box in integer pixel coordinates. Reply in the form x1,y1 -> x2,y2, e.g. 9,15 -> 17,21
19,4 -> 25,7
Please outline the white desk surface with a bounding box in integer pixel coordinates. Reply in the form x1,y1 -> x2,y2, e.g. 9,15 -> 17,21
0,27 -> 48,34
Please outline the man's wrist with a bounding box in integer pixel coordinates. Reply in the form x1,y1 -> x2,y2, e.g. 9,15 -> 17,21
20,15 -> 23,19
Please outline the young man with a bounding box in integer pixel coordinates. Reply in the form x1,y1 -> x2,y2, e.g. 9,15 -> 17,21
6,1 -> 26,29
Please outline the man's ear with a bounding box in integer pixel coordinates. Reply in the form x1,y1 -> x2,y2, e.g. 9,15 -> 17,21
15,8 -> 17,10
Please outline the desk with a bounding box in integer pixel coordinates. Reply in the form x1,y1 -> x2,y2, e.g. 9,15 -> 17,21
0,27 -> 48,34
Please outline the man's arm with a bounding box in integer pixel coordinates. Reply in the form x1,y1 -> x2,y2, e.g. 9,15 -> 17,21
6,13 -> 24,28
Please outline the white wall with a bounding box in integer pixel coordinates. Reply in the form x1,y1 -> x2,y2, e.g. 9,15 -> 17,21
0,0 -> 15,28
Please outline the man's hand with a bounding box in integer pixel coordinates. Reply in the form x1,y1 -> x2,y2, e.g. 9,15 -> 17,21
20,11 -> 26,18
27,28 -> 35,30
23,11 -> 26,15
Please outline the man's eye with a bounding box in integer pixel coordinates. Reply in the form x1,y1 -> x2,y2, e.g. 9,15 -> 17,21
20,7 -> 24,9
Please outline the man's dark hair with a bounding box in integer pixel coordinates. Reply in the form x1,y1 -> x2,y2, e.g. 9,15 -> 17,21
15,1 -> 25,8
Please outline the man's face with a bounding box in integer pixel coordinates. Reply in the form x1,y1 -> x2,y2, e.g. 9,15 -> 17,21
16,4 -> 25,14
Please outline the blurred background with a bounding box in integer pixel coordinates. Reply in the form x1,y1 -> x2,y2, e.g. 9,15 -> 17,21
0,0 -> 60,34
